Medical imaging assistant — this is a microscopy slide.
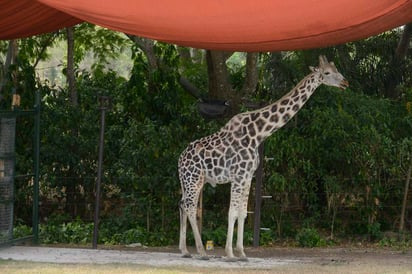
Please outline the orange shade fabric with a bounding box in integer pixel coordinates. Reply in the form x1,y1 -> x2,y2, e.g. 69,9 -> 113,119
0,0 -> 81,40
1,0 -> 412,51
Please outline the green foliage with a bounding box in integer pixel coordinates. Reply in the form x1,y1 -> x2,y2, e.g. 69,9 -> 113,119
378,233 -> 412,251
40,218 -> 93,244
202,227 -> 228,247
367,222 -> 383,241
295,228 -> 326,248
13,224 -> 32,239
7,27 -> 412,248
72,23 -> 132,67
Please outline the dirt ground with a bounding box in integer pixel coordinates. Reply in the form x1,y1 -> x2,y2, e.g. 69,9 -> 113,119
0,245 -> 411,273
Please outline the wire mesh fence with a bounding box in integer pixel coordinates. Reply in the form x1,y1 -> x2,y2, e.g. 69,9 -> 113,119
0,117 -> 16,244
10,173 -> 412,247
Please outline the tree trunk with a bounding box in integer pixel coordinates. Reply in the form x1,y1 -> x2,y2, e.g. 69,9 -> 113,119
399,156 -> 412,232
66,27 -> 77,107
66,27 -> 78,218
206,50 -> 234,101
0,40 -> 18,99
385,23 -> 412,99
127,35 -> 158,72
206,50 -> 259,116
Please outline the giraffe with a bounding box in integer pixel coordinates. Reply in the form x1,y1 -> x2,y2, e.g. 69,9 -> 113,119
178,55 -> 348,261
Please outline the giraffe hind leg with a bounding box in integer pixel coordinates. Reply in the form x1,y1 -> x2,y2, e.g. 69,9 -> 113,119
180,177 -> 208,259
187,209 -> 208,260
179,200 -> 191,258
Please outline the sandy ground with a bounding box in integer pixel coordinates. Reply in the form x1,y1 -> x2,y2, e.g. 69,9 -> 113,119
0,245 -> 411,272
0,246 -> 298,269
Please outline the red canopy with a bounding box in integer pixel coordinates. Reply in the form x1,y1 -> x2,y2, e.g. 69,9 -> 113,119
1,0 -> 412,51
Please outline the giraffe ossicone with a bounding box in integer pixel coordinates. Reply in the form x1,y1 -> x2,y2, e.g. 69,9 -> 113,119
178,55 -> 348,261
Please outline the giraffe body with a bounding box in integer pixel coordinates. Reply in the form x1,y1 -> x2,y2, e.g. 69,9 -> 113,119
178,56 -> 348,260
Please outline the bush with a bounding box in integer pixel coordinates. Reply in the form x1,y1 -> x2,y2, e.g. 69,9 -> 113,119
367,222 -> 383,241
13,224 -> 32,238
295,227 -> 326,247
202,227 -> 228,247
40,218 -> 93,244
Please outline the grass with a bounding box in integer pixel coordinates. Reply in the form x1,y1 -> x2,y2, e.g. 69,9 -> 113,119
1,259 -> 412,274
0,261 -> 189,274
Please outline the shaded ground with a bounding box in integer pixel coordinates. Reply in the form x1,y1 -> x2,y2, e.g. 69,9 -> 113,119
0,245 -> 411,273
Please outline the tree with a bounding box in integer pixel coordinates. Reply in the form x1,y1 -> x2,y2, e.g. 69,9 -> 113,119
385,23 -> 412,98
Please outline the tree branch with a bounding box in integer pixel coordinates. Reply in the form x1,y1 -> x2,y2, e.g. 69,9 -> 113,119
240,52 -> 259,96
126,35 -> 158,70
178,76 -> 203,99
396,23 -> 412,58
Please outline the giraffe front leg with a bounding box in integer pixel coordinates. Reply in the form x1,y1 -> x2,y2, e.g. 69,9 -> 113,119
235,212 -> 248,261
225,207 -> 237,261
235,180 -> 252,261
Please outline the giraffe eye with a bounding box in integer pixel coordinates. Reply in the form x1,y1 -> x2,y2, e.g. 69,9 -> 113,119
324,71 -> 331,75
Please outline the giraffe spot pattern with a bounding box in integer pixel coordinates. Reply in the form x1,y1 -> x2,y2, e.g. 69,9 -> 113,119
301,94 -> 308,102
283,113 -> 290,123
255,118 -> 265,132
178,66 -> 333,258
292,104 -> 300,112
281,99 -> 289,105
270,114 -> 279,123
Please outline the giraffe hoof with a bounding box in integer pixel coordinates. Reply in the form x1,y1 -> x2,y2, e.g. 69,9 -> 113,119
224,257 -> 239,262
198,255 -> 210,260
239,257 -> 249,262
182,253 -> 192,258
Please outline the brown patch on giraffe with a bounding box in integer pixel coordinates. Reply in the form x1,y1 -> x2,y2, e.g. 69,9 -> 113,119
270,114 -> 279,123
292,104 -> 300,112
264,124 -> 273,132
242,116 -> 250,124
262,111 -> 270,119
301,94 -> 308,102
247,123 -> 256,137
255,118 -> 265,132
283,113 -> 291,123
281,99 -> 289,105
251,112 -> 260,121
195,143 -> 203,153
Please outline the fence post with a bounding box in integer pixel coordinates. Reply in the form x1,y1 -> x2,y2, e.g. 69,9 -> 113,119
253,143 -> 265,247
32,90 -> 40,244
93,96 -> 111,249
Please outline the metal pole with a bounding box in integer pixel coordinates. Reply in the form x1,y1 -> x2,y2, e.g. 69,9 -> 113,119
32,90 -> 40,245
253,143 -> 265,247
93,96 -> 111,249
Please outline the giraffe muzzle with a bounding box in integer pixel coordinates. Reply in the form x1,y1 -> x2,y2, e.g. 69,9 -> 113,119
339,79 -> 349,90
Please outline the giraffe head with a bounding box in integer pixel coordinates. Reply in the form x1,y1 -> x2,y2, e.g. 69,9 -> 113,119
310,55 -> 349,90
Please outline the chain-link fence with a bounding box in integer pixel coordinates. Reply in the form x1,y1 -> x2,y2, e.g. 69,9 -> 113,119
0,117 -> 16,244
0,92 -> 40,246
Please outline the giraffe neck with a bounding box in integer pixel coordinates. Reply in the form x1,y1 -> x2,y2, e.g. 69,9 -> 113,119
226,71 -> 323,147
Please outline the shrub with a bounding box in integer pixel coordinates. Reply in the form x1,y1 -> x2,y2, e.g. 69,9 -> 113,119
13,224 -> 32,238
295,227 -> 326,247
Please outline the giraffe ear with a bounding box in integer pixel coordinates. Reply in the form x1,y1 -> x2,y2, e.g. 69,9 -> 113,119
318,55 -> 328,66
309,66 -> 319,72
